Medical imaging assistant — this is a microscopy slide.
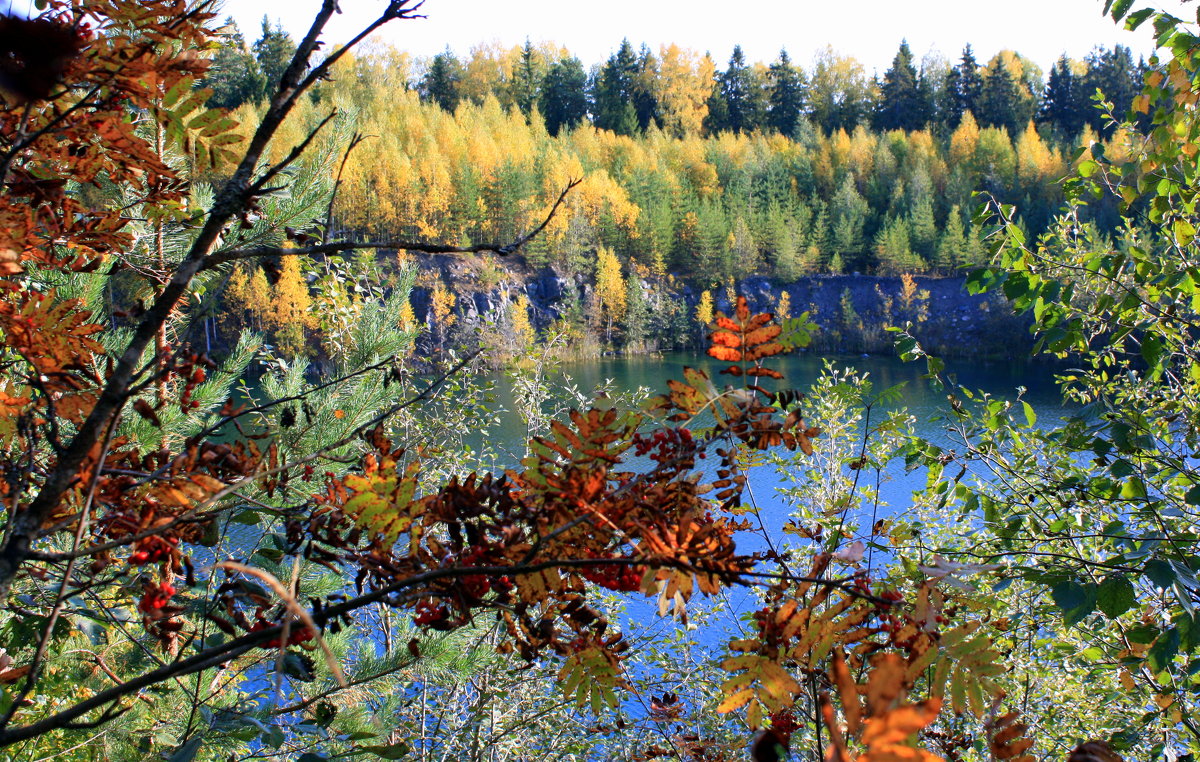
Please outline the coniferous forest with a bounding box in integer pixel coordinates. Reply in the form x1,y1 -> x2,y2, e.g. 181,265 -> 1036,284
9,1 -> 1200,761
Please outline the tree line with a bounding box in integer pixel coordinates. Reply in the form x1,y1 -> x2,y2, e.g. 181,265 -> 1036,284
209,18 -> 1144,142
205,18 -> 1141,292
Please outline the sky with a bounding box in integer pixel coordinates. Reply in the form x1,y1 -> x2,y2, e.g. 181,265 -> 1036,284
216,0 -> 1168,75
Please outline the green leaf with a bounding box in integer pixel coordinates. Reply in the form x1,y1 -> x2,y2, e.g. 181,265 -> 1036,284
1145,559 -> 1177,589
1052,580 -> 1096,626
1179,219 -> 1199,247
1120,477 -> 1148,499
1148,627 -> 1182,674
1078,159 -> 1099,178
359,742 -> 412,760
1109,0 -> 1134,21
1186,485 -> 1200,506
1126,8 -> 1155,29
1127,623 -> 1161,644
1022,401 -> 1037,428
231,509 -> 262,526
1097,574 -> 1136,618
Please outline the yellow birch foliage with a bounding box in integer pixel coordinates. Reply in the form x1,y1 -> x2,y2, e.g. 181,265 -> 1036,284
696,289 -> 714,327
595,246 -> 627,324
267,255 -> 316,357
510,294 -> 536,351
1015,121 -> 1061,183
949,111 -> 980,168
398,297 -> 417,333
777,290 -> 792,321
431,281 -> 457,329
656,44 -> 714,137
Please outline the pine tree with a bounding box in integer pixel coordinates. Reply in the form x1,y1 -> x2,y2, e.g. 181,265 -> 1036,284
1080,45 -> 1139,136
623,274 -> 649,349
830,175 -> 869,272
874,216 -> 920,273
875,40 -> 926,131
907,193 -> 938,262
540,56 -> 588,135
729,215 -> 759,273
767,49 -> 806,136
952,45 -> 983,122
936,205 -> 968,272
632,44 -> 662,130
252,16 -> 296,101
712,46 -> 764,134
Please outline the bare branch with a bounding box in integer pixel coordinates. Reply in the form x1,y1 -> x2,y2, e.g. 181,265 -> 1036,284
202,179 -> 583,270
248,110 -> 338,197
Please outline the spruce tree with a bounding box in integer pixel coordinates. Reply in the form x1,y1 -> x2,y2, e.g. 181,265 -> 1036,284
1080,45 -> 1139,136
510,40 -> 543,117
978,57 -> 1021,135
947,45 -> 983,125
632,44 -> 662,130
936,205 -> 968,272
767,49 -> 806,136
714,46 -> 764,134
623,275 -> 649,349
252,16 -> 296,101
205,18 -> 264,110
594,39 -> 640,134
540,56 -> 588,135
1040,55 -> 1083,136
420,50 -> 464,112
875,40 -> 925,131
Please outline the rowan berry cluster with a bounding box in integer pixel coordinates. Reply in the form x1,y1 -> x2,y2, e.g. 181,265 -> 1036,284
413,600 -> 450,627
128,535 -> 178,565
580,558 -> 643,592
137,581 -> 176,615
632,427 -> 695,464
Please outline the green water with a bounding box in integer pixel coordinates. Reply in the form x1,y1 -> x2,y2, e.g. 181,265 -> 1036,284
482,350 -> 1067,457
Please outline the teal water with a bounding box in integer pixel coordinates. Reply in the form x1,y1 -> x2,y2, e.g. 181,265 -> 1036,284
479,350 -> 1067,468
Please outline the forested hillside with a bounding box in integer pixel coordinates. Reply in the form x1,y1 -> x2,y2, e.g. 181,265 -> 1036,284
210,19 -> 1142,283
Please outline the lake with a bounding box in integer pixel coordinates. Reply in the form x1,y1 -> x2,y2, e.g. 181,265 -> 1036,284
473,350 -> 1070,645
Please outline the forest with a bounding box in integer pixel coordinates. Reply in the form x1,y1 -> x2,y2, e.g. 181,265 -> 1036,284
2,0 -> 1200,761
191,15 -> 1149,360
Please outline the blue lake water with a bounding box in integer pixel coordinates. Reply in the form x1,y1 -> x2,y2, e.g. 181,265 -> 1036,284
471,350 -> 1070,650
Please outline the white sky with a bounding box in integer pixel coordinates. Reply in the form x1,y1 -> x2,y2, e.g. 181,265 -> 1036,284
216,0 -> 1167,75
